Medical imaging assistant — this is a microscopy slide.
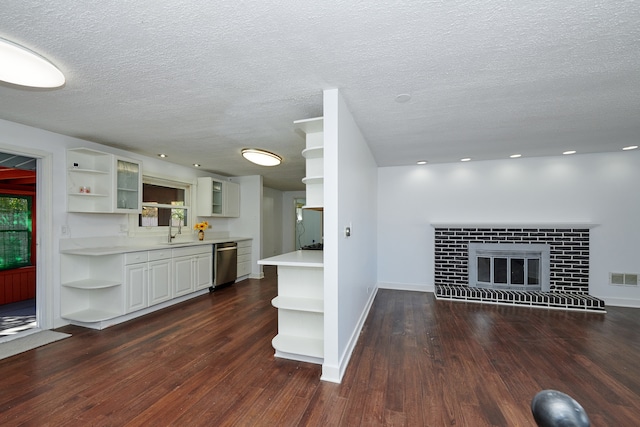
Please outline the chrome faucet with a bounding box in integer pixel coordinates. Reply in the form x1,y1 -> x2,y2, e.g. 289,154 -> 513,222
168,222 -> 182,243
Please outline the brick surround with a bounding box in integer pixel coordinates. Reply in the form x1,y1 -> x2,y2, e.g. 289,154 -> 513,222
433,227 -> 605,312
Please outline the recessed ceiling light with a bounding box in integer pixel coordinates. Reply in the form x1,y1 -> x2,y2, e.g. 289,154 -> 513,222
510,154 -> 522,158
241,148 -> 282,166
461,158 -> 471,162
158,154 -> 167,158
563,150 -> 577,155
193,163 -> 201,167
622,145 -> 638,151
417,160 -> 427,165
0,37 -> 65,88
395,93 -> 411,103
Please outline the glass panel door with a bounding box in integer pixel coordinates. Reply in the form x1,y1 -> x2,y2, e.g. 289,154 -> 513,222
117,159 -> 140,210
211,180 -> 222,215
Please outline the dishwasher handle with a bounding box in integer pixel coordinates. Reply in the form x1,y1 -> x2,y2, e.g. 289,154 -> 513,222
216,246 -> 237,252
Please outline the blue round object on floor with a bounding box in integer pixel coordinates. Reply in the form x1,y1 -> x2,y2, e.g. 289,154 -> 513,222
531,390 -> 590,427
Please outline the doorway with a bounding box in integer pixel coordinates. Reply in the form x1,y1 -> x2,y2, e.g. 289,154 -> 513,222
294,198 -> 323,250
0,152 -> 37,336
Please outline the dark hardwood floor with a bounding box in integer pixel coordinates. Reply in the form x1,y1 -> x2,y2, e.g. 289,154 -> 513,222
1,266 -> 639,426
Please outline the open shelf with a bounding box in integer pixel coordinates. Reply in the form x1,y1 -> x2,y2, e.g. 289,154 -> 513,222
68,168 -> 109,174
272,334 -> 324,359
62,308 -> 122,323
272,296 -> 323,313
62,279 -> 121,290
302,146 -> 323,159
301,176 -> 323,185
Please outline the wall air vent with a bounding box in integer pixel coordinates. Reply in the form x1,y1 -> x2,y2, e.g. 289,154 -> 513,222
610,273 -> 638,286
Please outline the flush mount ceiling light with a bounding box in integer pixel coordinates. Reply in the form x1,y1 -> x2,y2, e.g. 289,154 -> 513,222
158,153 -> 168,158
563,150 -> 577,155
0,37 -> 65,88
510,154 -> 522,158
622,145 -> 638,151
241,148 -> 282,166
460,158 -> 471,162
417,160 -> 427,165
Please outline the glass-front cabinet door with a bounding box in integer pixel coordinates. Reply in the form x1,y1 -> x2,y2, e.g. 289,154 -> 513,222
211,180 -> 223,215
115,158 -> 142,212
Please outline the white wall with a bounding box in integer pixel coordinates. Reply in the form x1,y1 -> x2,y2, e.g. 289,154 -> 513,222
229,175 -> 264,278
262,186 -> 283,258
322,89 -> 378,382
377,151 -> 640,307
0,118 -> 261,328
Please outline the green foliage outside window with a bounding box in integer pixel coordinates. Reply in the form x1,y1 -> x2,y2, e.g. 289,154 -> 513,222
0,195 -> 32,270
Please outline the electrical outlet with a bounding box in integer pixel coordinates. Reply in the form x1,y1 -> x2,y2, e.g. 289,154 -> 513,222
61,225 -> 69,235
120,224 -> 128,233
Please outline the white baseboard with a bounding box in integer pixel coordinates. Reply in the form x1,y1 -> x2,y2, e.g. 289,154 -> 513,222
600,297 -> 640,308
321,286 -> 379,384
378,282 -> 433,293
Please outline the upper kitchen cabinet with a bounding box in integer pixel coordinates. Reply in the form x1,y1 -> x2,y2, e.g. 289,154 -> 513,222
196,177 -> 240,217
66,148 -> 142,214
115,158 -> 142,213
295,117 -> 323,210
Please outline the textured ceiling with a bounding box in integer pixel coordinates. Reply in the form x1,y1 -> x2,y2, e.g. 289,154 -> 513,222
1,1 -> 639,191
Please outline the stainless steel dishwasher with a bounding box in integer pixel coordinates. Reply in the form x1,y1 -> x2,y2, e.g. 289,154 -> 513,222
211,242 -> 237,291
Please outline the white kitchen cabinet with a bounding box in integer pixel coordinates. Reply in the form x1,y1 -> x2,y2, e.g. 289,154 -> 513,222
295,117 -> 324,210
237,239 -> 252,278
60,244 -> 212,329
61,253 -> 124,322
124,249 -> 174,312
195,253 -> 212,290
114,157 -> 142,213
196,177 -> 240,217
125,253 -> 148,313
148,254 -> 172,306
66,148 -> 142,214
172,246 -> 212,297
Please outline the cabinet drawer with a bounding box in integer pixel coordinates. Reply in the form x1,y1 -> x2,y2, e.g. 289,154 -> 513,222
237,253 -> 251,263
125,251 -> 148,265
237,261 -> 251,277
237,240 -> 251,249
237,246 -> 252,256
148,249 -> 172,261
172,245 -> 211,257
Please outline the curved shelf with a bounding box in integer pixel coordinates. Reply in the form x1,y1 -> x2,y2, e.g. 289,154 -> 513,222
301,176 -> 323,185
62,308 -> 122,323
293,116 -> 323,134
62,279 -> 122,289
272,296 -> 323,313
272,334 -> 323,359
302,146 -> 323,159
68,168 -> 109,174
69,193 -> 109,197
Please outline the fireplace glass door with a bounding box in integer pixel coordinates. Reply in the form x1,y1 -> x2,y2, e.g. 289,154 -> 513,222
469,243 -> 550,291
477,256 -> 541,288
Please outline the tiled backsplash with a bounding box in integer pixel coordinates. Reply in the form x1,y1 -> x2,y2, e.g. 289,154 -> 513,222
434,227 -> 590,294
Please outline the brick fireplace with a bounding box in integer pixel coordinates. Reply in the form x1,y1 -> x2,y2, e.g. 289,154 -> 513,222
433,225 -> 605,312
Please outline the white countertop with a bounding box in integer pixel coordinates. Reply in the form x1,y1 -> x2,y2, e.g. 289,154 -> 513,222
258,250 -> 324,267
60,237 -> 251,256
